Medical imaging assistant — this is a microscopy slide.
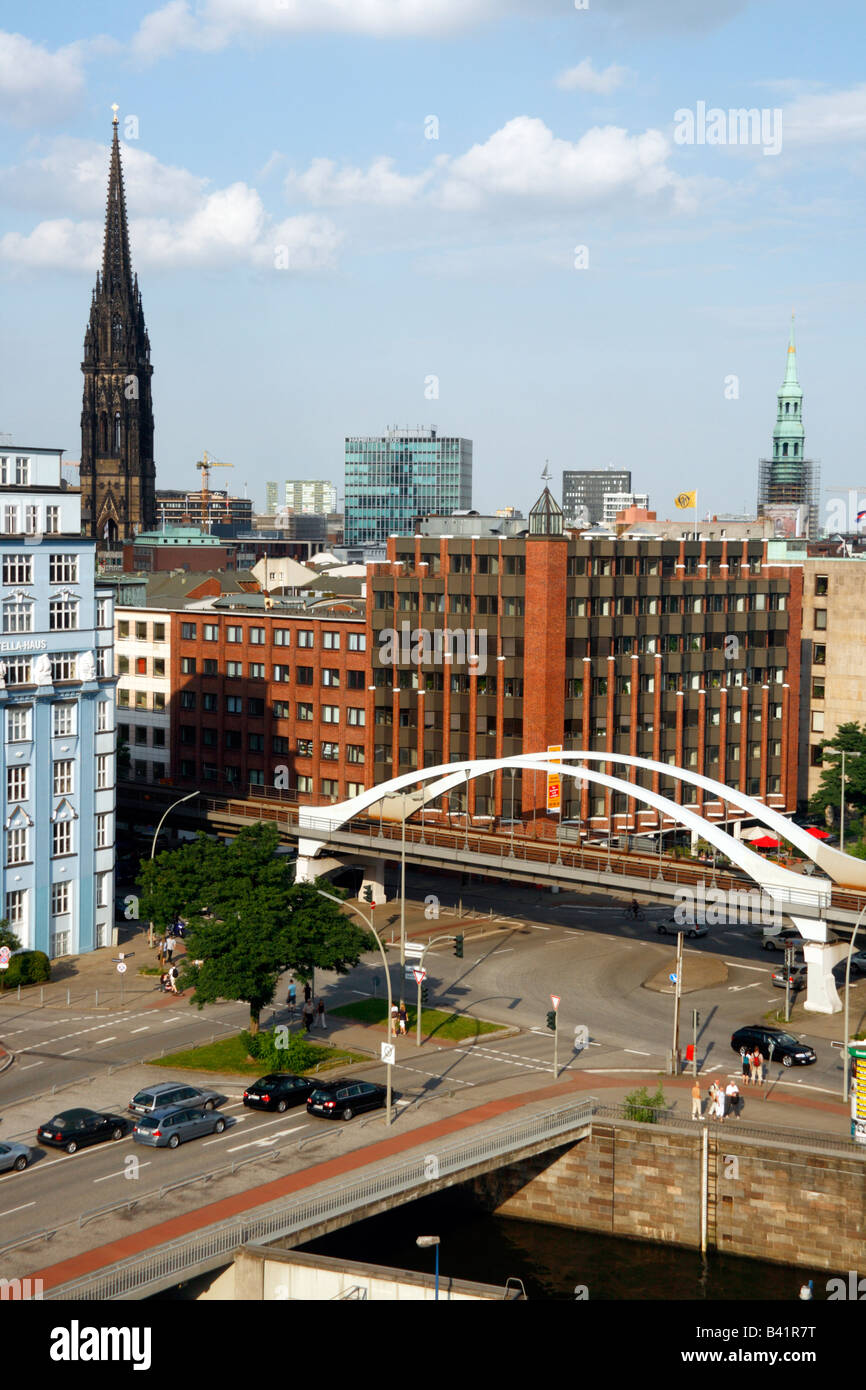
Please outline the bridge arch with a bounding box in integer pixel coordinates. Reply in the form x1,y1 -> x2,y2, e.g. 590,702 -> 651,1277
298,754 -> 830,912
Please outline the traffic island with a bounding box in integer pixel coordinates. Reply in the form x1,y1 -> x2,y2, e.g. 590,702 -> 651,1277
643,953 -> 728,994
148,1033 -> 369,1076
330,997 -> 506,1043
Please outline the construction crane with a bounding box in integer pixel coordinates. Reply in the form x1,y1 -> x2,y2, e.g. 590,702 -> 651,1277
196,450 -> 234,532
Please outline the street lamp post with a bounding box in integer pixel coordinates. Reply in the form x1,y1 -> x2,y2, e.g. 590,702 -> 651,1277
400,793 -> 408,975
824,746 -> 863,855
416,1235 -> 440,1300
842,904 -> 866,1101
148,790 -> 200,948
317,890 -> 394,1126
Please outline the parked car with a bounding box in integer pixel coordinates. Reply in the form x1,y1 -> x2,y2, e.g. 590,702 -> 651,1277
36,1108 -> 129,1153
761,928 -> 802,952
243,1073 -> 314,1112
730,1025 -> 816,1067
771,963 -> 807,991
657,919 -> 708,939
132,1105 -> 226,1149
0,1140 -> 32,1173
128,1082 -> 226,1117
307,1078 -> 388,1121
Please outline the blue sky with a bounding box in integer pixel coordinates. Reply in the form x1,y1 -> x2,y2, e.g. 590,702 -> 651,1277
0,0 -> 864,518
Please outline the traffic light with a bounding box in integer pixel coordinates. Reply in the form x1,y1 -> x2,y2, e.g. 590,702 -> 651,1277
361,884 -> 374,905
546,1010 -> 557,1032
421,983 -> 429,1004
454,934 -> 464,959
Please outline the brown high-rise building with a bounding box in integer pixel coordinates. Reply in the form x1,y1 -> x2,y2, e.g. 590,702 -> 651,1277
80,112 -> 156,544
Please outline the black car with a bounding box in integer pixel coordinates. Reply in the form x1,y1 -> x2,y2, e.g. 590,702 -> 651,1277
730,1026 -> 817,1067
243,1073 -> 314,1112
307,1078 -> 388,1121
37,1108 -> 130,1153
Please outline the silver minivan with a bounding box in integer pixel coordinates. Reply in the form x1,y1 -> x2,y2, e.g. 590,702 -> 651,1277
128,1082 -> 226,1116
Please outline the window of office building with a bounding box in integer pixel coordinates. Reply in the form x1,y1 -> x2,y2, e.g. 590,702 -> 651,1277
298,630 -> 314,648
7,825 -> 28,864
51,883 -> 70,917
273,700 -> 290,719
347,707 -> 365,726
2,554 -> 31,585
321,742 -> 340,760
250,627 -> 265,645
7,705 -> 31,742
53,760 -> 73,795
96,754 -> 111,789
227,626 -> 242,642
274,628 -> 291,646
249,663 -> 265,679
297,775 -> 313,794
7,765 -> 28,802
296,739 -> 313,757
96,812 -> 112,849
153,623 -> 166,642
6,658 -> 32,685
227,661 -> 242,678
811,710 -> 824,733
296,667 -> 313,685
97,597 -> 112,628
227,696 -> 242,714
181,657 -> 197,675
49,554 -> 79,584
814,609 -> 827,630
323,631 -> 340,650
50,596 -> 80,630
322,705 -> 340,724
6,889 -> 27,929
204,624 -> 219,641
346,745 -> 365,764
2,599 -> 32,633
45,506 -> 60,533
52,821 -> 73,857
181,623 -> 197,640
347,633 -> 366,651
322,668 -> 340,688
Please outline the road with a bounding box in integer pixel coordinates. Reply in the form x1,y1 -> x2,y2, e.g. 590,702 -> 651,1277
0,873 -> 858,1276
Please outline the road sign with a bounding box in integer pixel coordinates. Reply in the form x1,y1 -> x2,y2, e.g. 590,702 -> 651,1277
116,962 -> 127,974
669,973 -> 677,983
380,1042 -> 396,1066
413,967 -> 427,984
0,946 -> 11,963
550,994 -> 561,1011
404,942 -> 425,959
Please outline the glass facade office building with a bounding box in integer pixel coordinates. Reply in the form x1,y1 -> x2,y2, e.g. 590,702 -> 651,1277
344,429 -> 472,546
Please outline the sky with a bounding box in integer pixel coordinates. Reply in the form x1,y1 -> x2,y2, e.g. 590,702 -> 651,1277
0,0 -> 864,520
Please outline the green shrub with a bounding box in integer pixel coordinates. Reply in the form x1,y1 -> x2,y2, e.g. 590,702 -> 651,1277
623,1081 -> 666,1123
1,951 -> 51,989
240,1028 -> 320,1073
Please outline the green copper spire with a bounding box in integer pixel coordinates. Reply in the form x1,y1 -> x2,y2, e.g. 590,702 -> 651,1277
772,312 -> 804,471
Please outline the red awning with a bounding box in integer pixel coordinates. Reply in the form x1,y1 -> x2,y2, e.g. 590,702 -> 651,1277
751,835 -> 781,849
805,826 -> 830,839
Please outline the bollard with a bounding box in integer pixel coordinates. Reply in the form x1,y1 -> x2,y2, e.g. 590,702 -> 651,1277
17,983 -> 21,1001
40,986 -> 44,1005
66,988 -> 70,1006
95,989 -> 99,1007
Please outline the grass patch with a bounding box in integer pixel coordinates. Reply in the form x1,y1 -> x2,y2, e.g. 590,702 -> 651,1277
149,1033 -> 367,1076
330,996 -> 503,1041
138,966 -> 163,977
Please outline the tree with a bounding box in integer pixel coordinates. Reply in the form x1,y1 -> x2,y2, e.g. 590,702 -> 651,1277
142,823 -> 373,1034
809,723 -> 866,824
0,918 -> 21,955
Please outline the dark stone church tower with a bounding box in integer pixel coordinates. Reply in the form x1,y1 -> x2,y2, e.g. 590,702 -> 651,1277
80,110 -> 155,542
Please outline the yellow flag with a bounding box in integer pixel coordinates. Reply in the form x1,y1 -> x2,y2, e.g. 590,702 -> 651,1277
674,490 -> 697,510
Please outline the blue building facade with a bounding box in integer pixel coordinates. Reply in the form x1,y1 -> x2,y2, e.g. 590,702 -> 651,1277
344,427 -> 472,546
0,446 -> 116,957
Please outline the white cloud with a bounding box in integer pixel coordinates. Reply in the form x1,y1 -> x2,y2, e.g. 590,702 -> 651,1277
782,84 -> 866,146
132,0 -> 500,58
0,138 -> 208,217
285,156 -> 432,206
0,179 -> 341,273
437,116 -> 685,211
0,31 -> 87,125
555,60 -> 631,95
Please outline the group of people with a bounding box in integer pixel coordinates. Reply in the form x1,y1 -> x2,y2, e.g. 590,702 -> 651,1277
285,978 -> 326,1032
691,1077 -> 746,1121
740,1045 -> 766,1086
156,932 -> 180,992
390,1001 -> 410,1036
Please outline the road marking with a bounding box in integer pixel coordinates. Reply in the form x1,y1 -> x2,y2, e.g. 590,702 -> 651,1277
0,1201 -> 36,1218
94,1162 -> 151,1184
19,1061 -> 44,1069
525,923 -> 550,930
130,1027 -> 150,1034
95,1036 -> 117,1045
624,1048 -> 651,1056
225,1123 -> 308,1153
395,1063 -> 474,1086
59,1048 -> 81,1056
727,983 -> 761,992
490,948 -> 514,955
724,962 -> 768,973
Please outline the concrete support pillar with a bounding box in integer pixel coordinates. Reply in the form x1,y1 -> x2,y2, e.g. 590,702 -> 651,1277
798,935 -> 849,1015
359,858 -> 387,906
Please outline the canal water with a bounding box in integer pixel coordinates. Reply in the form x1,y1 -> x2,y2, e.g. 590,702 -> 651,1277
299,1187 -> 817,1300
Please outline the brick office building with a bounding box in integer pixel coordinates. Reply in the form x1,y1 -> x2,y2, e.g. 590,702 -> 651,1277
367,487 -> 804,834
169,596 -> 371,800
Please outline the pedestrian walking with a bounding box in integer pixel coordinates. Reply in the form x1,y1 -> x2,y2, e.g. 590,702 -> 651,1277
304,982 -> 312,1005
752,1047 -> 763,1085
741,1048 -> 751,1083
316,997 -> 326,1029
164,936 -> 174,964
725,1080 -> 739,1119
691,1078 -> 702,1120
156,937 -> 165,967
302,1001 -> 314,1033
286,979 -> 297,1019
168,964 -> 180,995
398,1001 -> 408,1036
390,1002 -> 399,1037
748,1049 -> 758,1085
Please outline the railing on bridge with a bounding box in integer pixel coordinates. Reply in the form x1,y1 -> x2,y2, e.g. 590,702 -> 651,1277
43,1099 -> 592,1301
